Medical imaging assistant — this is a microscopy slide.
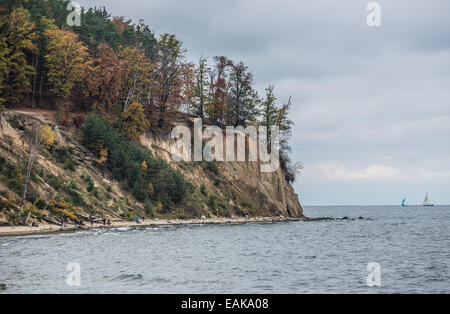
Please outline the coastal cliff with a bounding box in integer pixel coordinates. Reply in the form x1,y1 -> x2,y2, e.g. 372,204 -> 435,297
0,110 -> 303,227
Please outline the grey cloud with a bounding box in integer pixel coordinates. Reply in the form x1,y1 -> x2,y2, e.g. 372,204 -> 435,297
77,0 -> 450,205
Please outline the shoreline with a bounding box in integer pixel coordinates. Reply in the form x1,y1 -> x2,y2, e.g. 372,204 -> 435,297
0,216 -> 315,238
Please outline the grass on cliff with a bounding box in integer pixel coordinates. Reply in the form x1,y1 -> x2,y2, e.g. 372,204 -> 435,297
82,114 -> 192,209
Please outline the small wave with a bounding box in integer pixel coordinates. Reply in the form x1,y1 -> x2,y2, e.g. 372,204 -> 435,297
112,274 -> 143,282
104,232 -> 119,236
1,243 -> 10,247
116,227 -> 131,231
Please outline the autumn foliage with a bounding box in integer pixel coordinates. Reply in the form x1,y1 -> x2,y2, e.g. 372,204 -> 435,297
0,0 -> 300,181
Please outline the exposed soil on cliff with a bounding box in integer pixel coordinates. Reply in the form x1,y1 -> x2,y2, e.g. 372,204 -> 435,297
0,110 -> 303,228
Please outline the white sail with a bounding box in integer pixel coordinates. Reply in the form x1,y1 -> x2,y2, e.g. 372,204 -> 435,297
424,192 -> 430,206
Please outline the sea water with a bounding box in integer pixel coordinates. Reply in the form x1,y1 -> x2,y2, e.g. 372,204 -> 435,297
0,205 -> 449,293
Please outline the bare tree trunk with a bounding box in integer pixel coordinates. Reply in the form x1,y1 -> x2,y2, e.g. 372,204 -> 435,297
38,74 -> 43,108
31,56 -> 39,109
56,96 -> 63,116
19,123 -> 42,225
125,73 -> 138,110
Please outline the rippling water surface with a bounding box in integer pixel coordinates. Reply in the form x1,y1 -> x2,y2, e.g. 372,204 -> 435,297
0,206 -> 449,293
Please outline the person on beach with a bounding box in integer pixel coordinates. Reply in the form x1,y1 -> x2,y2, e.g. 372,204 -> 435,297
107,220 -> 111,226
142,217 -> 145,222
136,218 -> 140,224
89,215 -> 93,226
102,218 -> 106,226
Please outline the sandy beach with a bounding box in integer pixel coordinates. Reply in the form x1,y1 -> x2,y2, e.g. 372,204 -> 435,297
0,216 -> 308,237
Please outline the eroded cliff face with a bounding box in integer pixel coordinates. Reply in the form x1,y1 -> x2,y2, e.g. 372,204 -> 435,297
0,111 -> 302,226
140,123 -> 303,218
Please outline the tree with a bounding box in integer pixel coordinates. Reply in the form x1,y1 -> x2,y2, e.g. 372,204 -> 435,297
187,56 -> 212,119
115,101 -> 150,141
152,33 -> 190,123
111,16 -> 134,45
0,8 -> 38,106
19,122 -> 55,224
227,62 -> 260,126
85,43 -> 123,114
261,85 -> 279,128
135,20 -> 158,60
75,7 -> 119,49
111,16 -> 137,48
274,96 -> 302,182
118,46 -> 153,110
0,36 -> 8,109
45,0 -> 72,27
276,96 -> 294,136
260,85 -> 279,149
207,56 -> 233,125
44,27 -> 89,118
40,124 -> 55,149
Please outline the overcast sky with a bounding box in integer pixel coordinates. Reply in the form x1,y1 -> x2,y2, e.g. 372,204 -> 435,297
78,0 -> 450,205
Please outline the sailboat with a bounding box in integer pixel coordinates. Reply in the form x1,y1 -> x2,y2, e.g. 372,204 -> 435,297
401,198 -> 407,207
423,192 -> 434,207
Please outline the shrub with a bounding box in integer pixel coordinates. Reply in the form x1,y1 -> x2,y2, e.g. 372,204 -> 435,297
144,200 -> 156,217
200,184 -> 207,196
85,175 -> 95,192
53,147 -> 77,171
155,201 -> 163,213
82,114 -> 190,206
35,199 -> 47,210
64,186 -> 86,207
48,200 -> 77,220
208,194 -> 218,210
69,180 -> 78,190
205,162 -> 219,176
48,175 -> 62,191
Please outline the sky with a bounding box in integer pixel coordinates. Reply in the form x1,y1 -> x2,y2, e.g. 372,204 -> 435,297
77,0 -> 450,205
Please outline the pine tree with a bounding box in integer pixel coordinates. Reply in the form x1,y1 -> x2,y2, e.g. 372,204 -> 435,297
135,20 -> 158,60
227,62 -> 260,126
75,7 -> 119,49
260,85 -> 279,150
261,85 -> 279,128
187,56 -> 212,119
